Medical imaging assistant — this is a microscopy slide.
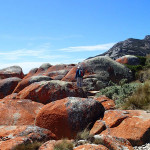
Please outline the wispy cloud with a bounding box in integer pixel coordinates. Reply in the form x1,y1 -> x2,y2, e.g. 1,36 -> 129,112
0,34 -> 83,41
59,43 -> 115,52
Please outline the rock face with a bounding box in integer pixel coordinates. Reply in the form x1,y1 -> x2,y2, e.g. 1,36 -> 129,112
0,77 -> 21,99
35,97 -> 105,139
100,110 -> 150,146
89,35 -> 150,60
0,125 -> 56,150
13,75 -> 52,93
63,56 -> 133,91
0,66 -> 24,79
16,80 -> 87,104
116,55 -> 140,65
0,99 -> 43,125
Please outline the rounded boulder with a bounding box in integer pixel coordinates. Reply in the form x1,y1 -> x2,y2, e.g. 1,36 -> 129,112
35,97 -> 105,139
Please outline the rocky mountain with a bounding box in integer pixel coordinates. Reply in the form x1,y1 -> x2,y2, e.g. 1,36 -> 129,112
88,35 -> 150,60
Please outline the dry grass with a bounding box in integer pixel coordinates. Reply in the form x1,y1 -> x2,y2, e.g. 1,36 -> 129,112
75,128 -> 93,141
13,141 -> 43,150
54,139 -> 73,150
121,80 -> 150,110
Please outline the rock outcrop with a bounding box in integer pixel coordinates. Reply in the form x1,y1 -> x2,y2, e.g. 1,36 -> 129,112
35,97 -> 105,139
0,66 -> 24,79
96,110 -> 150,146
16,80 -> 87,104
63,56 -> 133,91
88,35 -> 150,60
13,75 -> 52,93
0,77 -> 21,99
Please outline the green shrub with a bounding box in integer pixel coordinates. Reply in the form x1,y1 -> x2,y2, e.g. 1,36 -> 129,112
54,139 -> 73,150
96,81 -> 140,107
13,141 -> 43,150
121,81 -> 150,110
136,56 -> 146,66
125,64 -> 143,73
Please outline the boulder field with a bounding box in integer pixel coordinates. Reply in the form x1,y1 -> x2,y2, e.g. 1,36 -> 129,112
0,55 -> 149,149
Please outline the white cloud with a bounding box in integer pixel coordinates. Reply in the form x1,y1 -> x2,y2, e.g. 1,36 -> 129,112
59,43 -> 115,52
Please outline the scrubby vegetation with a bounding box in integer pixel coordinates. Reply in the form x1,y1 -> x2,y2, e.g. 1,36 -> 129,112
96,79 -> 140,107
121,81 -> 150,110
54,139 -> 73,150
13,141 -> 43,150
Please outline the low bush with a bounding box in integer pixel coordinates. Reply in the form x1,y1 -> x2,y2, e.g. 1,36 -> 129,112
121,80 -> 150,110
54,139 -> 73,150
96,81 -> 140,107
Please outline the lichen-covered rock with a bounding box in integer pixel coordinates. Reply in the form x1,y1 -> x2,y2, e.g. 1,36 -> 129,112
101,110 -> 150,146
0,125 -> 56,150
0,66 -> 24,79
0,77 -> 21,99
62,56 -> 133,91
94,95 -> 115,110
35,97 -> 105,139
90,120 -> 106,135
74,144 -> 109,150
13,75 -> 52,93
23,67 -> 38,79
43,64 -> 75,80
93,135 -> 133,150
116,55 -> 140,65
0,99 -> 43,125
16,80 -> 87,104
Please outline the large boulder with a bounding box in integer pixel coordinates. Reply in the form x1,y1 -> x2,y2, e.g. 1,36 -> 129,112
13,75 -> 52,93
0,77 -> 21,99
0,99 -> 43,125
16,80 -> 87,104
63,56 -> 133,91
100,110 -> 150,146
35,97 -> 105,139
0,125 -> 56,149
116,55 -> 140,65
0,66 -> 24,79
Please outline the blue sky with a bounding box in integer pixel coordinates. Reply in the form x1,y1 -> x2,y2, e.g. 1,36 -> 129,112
0,0 -> 150,73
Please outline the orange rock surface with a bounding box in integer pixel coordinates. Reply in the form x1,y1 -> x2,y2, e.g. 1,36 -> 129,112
74,144 -> 109,150
16,80 -> 86,104
0,99 -> 43,125
101,110 -> 150,146
35,97 -> 105,139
